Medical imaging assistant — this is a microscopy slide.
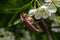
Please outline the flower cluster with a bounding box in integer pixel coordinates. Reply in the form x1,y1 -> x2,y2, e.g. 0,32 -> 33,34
0,28 -> 15,40
28,0 -> 60,19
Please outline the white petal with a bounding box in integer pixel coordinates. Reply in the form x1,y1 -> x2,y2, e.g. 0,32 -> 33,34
40,5 -> 48,9
43,3 -> 57,13
43,3 -> 51,7
42,10 -> 50,19
34,13 -> 41,19
48,6 -> 57,13
44,0 -> 51,2
42,14 -> 48,19
55,1 -> 60,7
28,9 -> 37,16
38,5 -> 48,15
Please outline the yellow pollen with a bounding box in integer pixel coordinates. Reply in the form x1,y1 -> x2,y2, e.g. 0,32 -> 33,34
40,8 -> 45,14
50,0 -> 56,6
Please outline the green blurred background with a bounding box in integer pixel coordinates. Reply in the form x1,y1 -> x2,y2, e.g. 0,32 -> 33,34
0,0 -> 60,40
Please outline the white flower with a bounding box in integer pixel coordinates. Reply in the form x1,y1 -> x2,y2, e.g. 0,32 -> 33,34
3,31 -> 15,40
34,6 -> 50,19
28,6 -> 51,19
43,4 -> 57,14
35,6 -> 51,19
43,0 -> 60,13
45,0 -> 60,7
0,28 -> 15,40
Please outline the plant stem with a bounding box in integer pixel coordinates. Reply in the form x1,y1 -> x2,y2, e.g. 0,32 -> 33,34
40,18 -> 53,40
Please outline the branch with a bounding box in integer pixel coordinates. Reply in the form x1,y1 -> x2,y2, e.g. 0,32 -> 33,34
40,18 -> 53,40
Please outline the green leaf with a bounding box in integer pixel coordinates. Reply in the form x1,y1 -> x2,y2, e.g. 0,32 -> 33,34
57,16 -> 60,23
8,1 -> 32,25
41,34 -> 47,40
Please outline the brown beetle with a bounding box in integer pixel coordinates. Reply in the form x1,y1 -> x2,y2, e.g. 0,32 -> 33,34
20,12 -> 43,32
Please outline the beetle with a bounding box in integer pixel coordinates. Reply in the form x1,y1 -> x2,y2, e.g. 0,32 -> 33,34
20,12 -> 43,32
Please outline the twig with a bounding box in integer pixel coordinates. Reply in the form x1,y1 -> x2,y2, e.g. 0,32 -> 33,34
40,18 -> 53,40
